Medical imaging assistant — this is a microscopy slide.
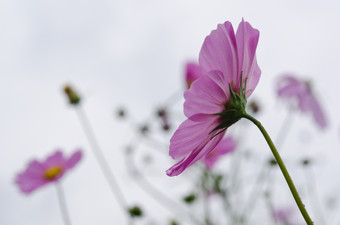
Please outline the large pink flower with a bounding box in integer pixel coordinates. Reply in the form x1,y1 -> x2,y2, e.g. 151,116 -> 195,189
167,19 -> 261,176
277,74 -> 327,129
15,150 -> 82,194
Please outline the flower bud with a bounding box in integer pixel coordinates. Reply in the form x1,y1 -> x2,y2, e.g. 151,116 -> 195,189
63,85 -> 80,105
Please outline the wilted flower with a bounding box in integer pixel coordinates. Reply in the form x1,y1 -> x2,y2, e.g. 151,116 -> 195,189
167,19 -> 261,176
185,62 -> 204,89
15,150 -> 82,194
277,74 -> 327,129
202,136 -> 236,169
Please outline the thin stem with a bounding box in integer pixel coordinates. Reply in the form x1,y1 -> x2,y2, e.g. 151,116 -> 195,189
76,106 -> 129,215
242,113 -> 314,225
241,111 -> 294,223
55,183 -> 72,225
304,165 -> 328,225
125,152 -> 205,225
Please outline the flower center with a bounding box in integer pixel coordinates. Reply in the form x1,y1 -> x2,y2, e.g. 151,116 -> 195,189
44,166 -> 63,179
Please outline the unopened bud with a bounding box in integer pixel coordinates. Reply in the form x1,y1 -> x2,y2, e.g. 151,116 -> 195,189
183,193 -> 196,204
268,158 -> 277,166
117,108 -> 126,118
63,85 -> 80,105
140,124 -> 149,135
128,206 -> 143,217
301,158 -> 311,167
248,100 -> 260,114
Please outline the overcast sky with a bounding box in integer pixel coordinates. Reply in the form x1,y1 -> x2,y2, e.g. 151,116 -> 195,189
1,0 -> 340,224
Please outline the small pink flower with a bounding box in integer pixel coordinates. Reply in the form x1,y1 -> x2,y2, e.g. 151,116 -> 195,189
273,206 -> 304,225
277,74 -> 327,129
202,136 -> 236,169
15,150 -> 82,194
185,62 -> 204,89
167,19 -> 261,176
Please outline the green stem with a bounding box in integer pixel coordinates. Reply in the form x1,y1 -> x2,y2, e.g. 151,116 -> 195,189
242,113 -> 314,225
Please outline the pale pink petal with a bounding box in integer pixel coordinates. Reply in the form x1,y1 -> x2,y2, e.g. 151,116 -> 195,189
167,131 -> 225,176
15,160 -> 48,194
306,94 -> 327,129
277,75 -> 305,98
202,136 -> 236,169
245,56 -> 261,97
236,19 -> 260,91
169,114 -> 220,159
65,150 -> 83,169
185,62 -> 204,88
24,160 -> 45,176
43,151 -> 65,168
199,21 -> 238,83
15,173 -> 48,194
184,71 -> 227,118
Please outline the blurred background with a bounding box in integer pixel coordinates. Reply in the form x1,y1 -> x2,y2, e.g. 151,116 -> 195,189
1,0 -> 340,224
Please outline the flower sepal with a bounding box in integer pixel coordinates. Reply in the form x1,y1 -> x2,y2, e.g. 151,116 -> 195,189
212,80 -> 247,133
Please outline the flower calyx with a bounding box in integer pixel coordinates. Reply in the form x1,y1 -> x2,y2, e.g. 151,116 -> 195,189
212,78 -> 247,133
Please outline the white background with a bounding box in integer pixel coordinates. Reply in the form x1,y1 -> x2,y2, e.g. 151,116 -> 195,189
1,0 -> 340,224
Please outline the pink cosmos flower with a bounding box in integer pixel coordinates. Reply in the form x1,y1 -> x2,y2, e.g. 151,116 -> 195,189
202,136 -> 236,169
185,62 -> 204,89
277,74 -> 327,129
15,150 -> 82,194
272,207 -> 304,225
167,19 -> 261,176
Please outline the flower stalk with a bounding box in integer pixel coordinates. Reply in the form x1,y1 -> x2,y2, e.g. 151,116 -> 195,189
242,113 -> 314,225
56,183 -> 72,225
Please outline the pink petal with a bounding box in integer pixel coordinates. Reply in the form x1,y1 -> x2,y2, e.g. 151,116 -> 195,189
185,62 -> 204,88
184,70 -> 228,118
199,21 -> 238,84
236,19 -> 260,93
43,151 -> 65,168
306,94 -> 327,129
202,136 -> 236,169
167,131 -> 225,176
245,56 -> 261,97
65,150 -> 83,169
15,160 -> 49,194
277,75 -> 304,98
15,173 -> 48,194
169,114 -> 220,159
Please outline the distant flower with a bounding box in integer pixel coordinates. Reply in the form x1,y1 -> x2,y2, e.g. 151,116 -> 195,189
202,136 -> 236,169
272,206 -> 304,225
185,62 -> 204,89
277,74 -> 327,129
15,150 -> 82,194
167,19 -> 261,176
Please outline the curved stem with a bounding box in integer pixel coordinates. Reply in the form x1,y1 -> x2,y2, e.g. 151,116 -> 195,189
242,113 -> 314,225
55,183 -> 72,225
241,111 -> 294,223
76,106 -> 131,220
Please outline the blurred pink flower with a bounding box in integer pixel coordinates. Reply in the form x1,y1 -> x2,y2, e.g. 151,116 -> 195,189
277,74 -> 327,129
272,206 -> 304,225
185,62 -> 204,89
167,19 -> 261,176
15,150 -> 82,194
202,136 -> 236,169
